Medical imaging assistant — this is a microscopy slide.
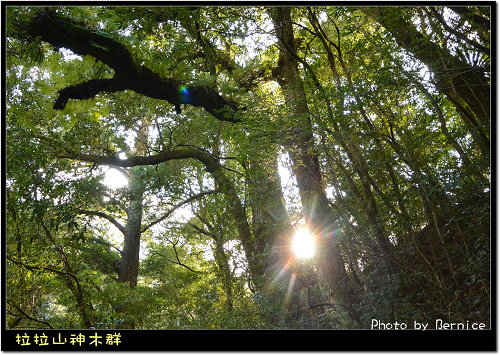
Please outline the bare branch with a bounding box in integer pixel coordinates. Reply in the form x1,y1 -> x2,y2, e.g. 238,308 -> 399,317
7,302 -> 54,329
77,209 -> 126,235
149,250 -> 199,273
187,221 -> 213,238
141,189 -> 218,233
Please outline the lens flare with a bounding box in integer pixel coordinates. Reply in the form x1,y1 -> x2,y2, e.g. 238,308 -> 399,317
178,85 -> 191,104
292,227 -> 315,259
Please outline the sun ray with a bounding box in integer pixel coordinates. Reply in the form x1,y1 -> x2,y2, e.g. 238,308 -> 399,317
282,271 -> 297,310
266,256 -> 293,291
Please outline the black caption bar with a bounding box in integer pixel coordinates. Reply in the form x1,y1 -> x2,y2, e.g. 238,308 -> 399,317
1,329 -> 497,351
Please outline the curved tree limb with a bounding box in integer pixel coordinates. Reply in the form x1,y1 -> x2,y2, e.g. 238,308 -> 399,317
60,146 -> 224,171
53,78 -> 127,110
7,302 -> 54,329
141,189 -> 218,233
77,209 -> 127,235
150,250 -> 199,273
27,8 -> 241,123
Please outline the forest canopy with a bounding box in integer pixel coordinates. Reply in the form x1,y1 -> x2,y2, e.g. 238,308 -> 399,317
5,5 -> 490,330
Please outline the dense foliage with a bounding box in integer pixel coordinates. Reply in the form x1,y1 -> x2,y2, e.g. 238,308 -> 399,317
6,6 -> 490,329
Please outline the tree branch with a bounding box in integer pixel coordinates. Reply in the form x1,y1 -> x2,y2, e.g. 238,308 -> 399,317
88,235 -> 123,254
7,256 -> 69,278
27,8 -> 241,123
428,7 -> 489,55
448,6 -> 490,30
150,250 -> 199,273
77,209 -> 126,235
7,302 -> 54,329
187,221 -> 214,238
60,146 -> 220,171
141,189 -> 218,233
53,78 -> 126,110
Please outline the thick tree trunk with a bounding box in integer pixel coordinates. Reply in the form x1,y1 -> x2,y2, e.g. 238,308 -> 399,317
270,7 -> 348,303
118,121 -> 148,288
248,146 -> 294,290
117,174 -> 145,288
115,121 -> 149,329
212,225 -> 234,312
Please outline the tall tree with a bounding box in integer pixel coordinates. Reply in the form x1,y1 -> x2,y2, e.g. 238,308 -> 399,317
269,7 -> 351,308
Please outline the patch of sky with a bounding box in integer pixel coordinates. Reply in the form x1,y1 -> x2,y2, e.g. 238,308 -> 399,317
102,167 -> 129,189
59,47 -> 82,61
278,152 -> 302,213
232,14 -> 276,67
224,240 -> 246,276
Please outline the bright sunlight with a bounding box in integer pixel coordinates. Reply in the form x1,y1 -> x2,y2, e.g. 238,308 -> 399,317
103,167 -> 129,189
292,227 -> 315,259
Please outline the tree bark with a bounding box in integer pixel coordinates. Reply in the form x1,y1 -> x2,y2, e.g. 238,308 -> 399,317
247,145 -> 294,290
117,172 -> 145,288
117,120 -> 148,289
270,7 -> 348,303
212,222 -> 234,313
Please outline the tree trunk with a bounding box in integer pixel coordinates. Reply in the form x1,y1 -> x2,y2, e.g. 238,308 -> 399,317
248,145 -> 294,290
115,121 -> 149,329
307,9 -> 399,274
212,223 -> 234,313
117,173 -> 145,288
118,120 -> 149,288
270,7 -> 348,303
